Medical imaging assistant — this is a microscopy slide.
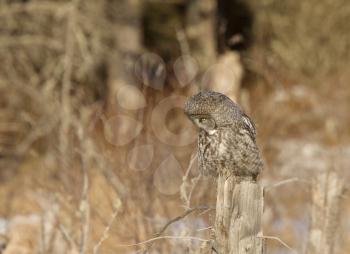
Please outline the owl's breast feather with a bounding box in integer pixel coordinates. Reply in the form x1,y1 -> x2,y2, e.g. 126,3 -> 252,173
218,142 -> 227,156
207,129 -> 217,135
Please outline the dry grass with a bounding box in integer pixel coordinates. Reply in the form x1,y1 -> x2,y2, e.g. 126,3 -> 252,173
0,1 -> 349,254
247,0 -> 350,80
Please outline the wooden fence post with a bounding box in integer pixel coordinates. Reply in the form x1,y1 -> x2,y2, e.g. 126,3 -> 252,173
214,175 -> 264,254
306,171 -> 345,254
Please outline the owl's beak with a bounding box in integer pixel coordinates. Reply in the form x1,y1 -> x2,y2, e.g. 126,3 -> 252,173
186,117 -> 197,127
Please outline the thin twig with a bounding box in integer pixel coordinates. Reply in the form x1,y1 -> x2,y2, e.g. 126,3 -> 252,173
176,28 -> 191,57
264,177 -> 310,192
60,0 -> 80,169
196,226 -> 213,232
180,152 -> 198,207
16,115 -> 60,156
0,1 -> 70,16
93,207 -> 119,254
59,224 -> 79,251
155,206 -> 209,237
79,152 -> 90,254
140,205 -> 212,253
116,235 -> 209,248
198,207 -> 214,216
183,153 -> 198,180
187,175 -> 201,206
0,36 -> 63,51
258,235 -> 297,253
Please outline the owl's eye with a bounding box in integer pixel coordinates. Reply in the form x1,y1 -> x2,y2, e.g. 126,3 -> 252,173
199,118 -> 207,123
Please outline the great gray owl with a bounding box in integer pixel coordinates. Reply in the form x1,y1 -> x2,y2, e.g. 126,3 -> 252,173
184,91 -> 263,179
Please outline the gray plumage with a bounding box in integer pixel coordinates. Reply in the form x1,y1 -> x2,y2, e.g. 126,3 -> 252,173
184,91 -> 263,179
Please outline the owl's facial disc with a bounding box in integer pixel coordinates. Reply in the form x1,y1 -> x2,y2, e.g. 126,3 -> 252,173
192,116 -> 216,132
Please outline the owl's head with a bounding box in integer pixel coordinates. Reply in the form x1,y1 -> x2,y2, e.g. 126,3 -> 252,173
184,91 -> 243,131
185,91 -> 258,141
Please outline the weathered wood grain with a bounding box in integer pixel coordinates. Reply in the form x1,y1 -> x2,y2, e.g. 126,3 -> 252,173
214,175 -> 264,254
306,171 -> 345,254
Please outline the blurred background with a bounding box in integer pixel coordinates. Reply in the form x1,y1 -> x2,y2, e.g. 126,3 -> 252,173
0,0 -> 349,253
